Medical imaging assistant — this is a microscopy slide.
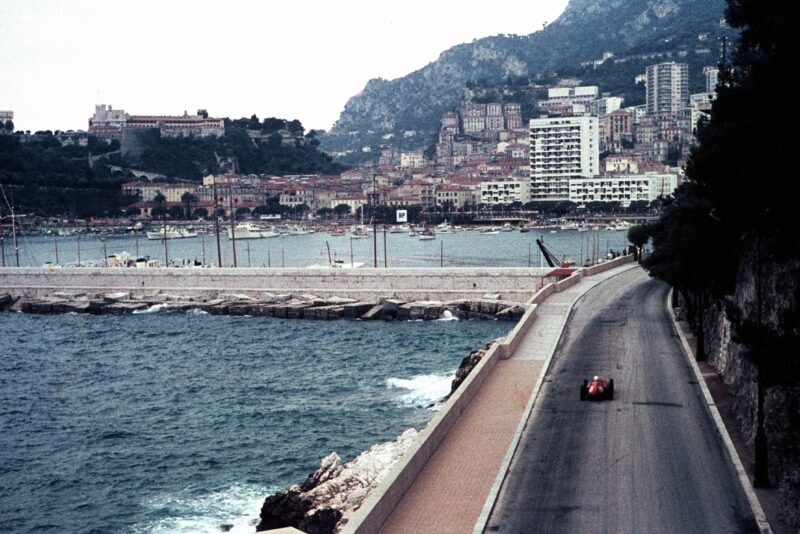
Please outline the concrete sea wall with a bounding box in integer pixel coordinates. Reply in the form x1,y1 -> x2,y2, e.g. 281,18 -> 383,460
0,267 -> 553,302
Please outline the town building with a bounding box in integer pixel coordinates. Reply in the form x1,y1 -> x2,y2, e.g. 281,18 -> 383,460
703,66 -> 719,93
645,62 -> 690,116
88,105 -> 224,139
540,86 -> 599,116
568,172 -> 678,207
480,179 -> 531,205
529,115 -> 600,202
605,109 -> 633,151
436,185 -> 477,209
400,151 -> 425,168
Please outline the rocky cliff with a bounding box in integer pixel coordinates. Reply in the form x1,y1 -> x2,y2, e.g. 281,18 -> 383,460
699,238 -> 800,529
323,0 -> 729,155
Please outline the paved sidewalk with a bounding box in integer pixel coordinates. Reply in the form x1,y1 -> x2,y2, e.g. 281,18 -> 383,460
379,264 -> 639,533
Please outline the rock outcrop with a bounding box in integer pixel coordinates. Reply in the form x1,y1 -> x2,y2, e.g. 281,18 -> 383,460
691,239 -> 800,529
447,341 -> 497,398
257,429 -> 419,533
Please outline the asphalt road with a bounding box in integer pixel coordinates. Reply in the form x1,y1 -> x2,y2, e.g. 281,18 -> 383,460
485,267 -> 759,534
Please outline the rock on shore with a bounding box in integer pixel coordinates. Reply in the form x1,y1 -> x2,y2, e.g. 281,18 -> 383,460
256,429 -> 418,533
3,292 -> 526,321
447,341 -> 496,398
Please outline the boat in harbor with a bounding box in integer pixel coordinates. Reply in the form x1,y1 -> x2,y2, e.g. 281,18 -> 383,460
479,227 -> 500,235
146,226 -> 197,240
418,228 -> 435,240
389,224 -> 410,233
351,225 -> 370,238
436,222 -> 455,234
500,223 -> 514,232
559,222 -> 580,231
227,223 -> 278,239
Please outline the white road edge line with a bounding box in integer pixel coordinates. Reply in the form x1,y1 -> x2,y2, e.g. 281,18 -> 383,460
666,288 -> 772,534
472,263 -> 640,533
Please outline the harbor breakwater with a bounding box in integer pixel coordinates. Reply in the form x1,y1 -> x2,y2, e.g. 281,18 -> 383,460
0,267 -> 555,321
0,266 -> 552,301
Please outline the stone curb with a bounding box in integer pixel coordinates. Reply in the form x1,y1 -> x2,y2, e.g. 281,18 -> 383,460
473,262 -> 640,533
666,288 -> 772,534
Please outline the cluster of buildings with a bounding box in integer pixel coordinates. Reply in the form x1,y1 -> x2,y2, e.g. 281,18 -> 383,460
369,60 -> 716,210
123,60 -> 711,219
88,105 -> 225,140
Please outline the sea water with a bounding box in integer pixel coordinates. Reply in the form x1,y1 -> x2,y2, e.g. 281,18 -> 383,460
0,311 -> 510,533
6,229 -> 632,268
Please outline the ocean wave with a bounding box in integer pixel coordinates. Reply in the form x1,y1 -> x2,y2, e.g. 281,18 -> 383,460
386,371 -> 454,408
131,483 -> 271,534
187,308 -> 209,316
436,310 -> 459,321
132,303 -> 169,315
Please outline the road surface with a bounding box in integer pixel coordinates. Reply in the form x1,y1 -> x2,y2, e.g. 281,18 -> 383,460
485,267 -> 758,534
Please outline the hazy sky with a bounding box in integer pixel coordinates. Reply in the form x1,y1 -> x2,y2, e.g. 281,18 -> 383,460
0,0 -> 568,133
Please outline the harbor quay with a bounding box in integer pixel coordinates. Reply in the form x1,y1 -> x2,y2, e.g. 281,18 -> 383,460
0,266 -> 565,320
0,266 -> 555,302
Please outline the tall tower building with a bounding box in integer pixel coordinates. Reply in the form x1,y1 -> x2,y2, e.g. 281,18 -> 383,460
646,62 -> 690,115
529,116 -> 599,201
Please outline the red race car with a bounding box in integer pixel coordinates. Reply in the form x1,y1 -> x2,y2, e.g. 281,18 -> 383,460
580,375 -> 614,401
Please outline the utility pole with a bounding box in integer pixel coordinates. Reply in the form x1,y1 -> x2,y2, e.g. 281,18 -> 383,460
227,174 -> 237,268
372,173 -> 378,268
212,175 -> 222,268
11,205 -> 19,267
162,210 -> 169,267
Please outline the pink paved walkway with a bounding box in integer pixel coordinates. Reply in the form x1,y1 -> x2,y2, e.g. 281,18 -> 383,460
380,359 -> 542,534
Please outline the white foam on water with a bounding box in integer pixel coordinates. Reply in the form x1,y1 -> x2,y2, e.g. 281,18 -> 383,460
131,483 -> 270,534
386,371 -> 454,408
132,303 -> 169,315
436,310 -> 459,321
187,308 -> 209,316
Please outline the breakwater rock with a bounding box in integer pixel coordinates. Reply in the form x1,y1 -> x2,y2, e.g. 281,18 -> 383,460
257,429 -> 419,533
447,341 -> 496,399
1,292 -> 526,321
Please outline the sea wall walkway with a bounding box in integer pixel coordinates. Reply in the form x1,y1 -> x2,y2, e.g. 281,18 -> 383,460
0,267 -> 553,302
339,256 -> 637,534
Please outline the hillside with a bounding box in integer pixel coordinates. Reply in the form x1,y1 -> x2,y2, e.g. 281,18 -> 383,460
322,0 -> 733,158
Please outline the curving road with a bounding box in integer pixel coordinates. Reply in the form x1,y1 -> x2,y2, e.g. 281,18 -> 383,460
485,268 -> 758,534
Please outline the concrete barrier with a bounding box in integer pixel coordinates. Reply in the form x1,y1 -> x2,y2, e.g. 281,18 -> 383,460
0,267 -> 551,302
498,304 -> 538,359
342,342 -> 504,534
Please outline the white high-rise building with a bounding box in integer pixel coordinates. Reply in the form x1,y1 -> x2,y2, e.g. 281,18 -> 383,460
529,116 -> 599,201
646,62 -> 690,115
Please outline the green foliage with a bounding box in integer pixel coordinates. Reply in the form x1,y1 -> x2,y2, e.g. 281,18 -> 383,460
627,223 -> 650,248
129,118 -> 346,181
0,132 -> 134,217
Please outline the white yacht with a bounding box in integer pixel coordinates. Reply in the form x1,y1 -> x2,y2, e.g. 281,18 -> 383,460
228,223 -> 262,239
